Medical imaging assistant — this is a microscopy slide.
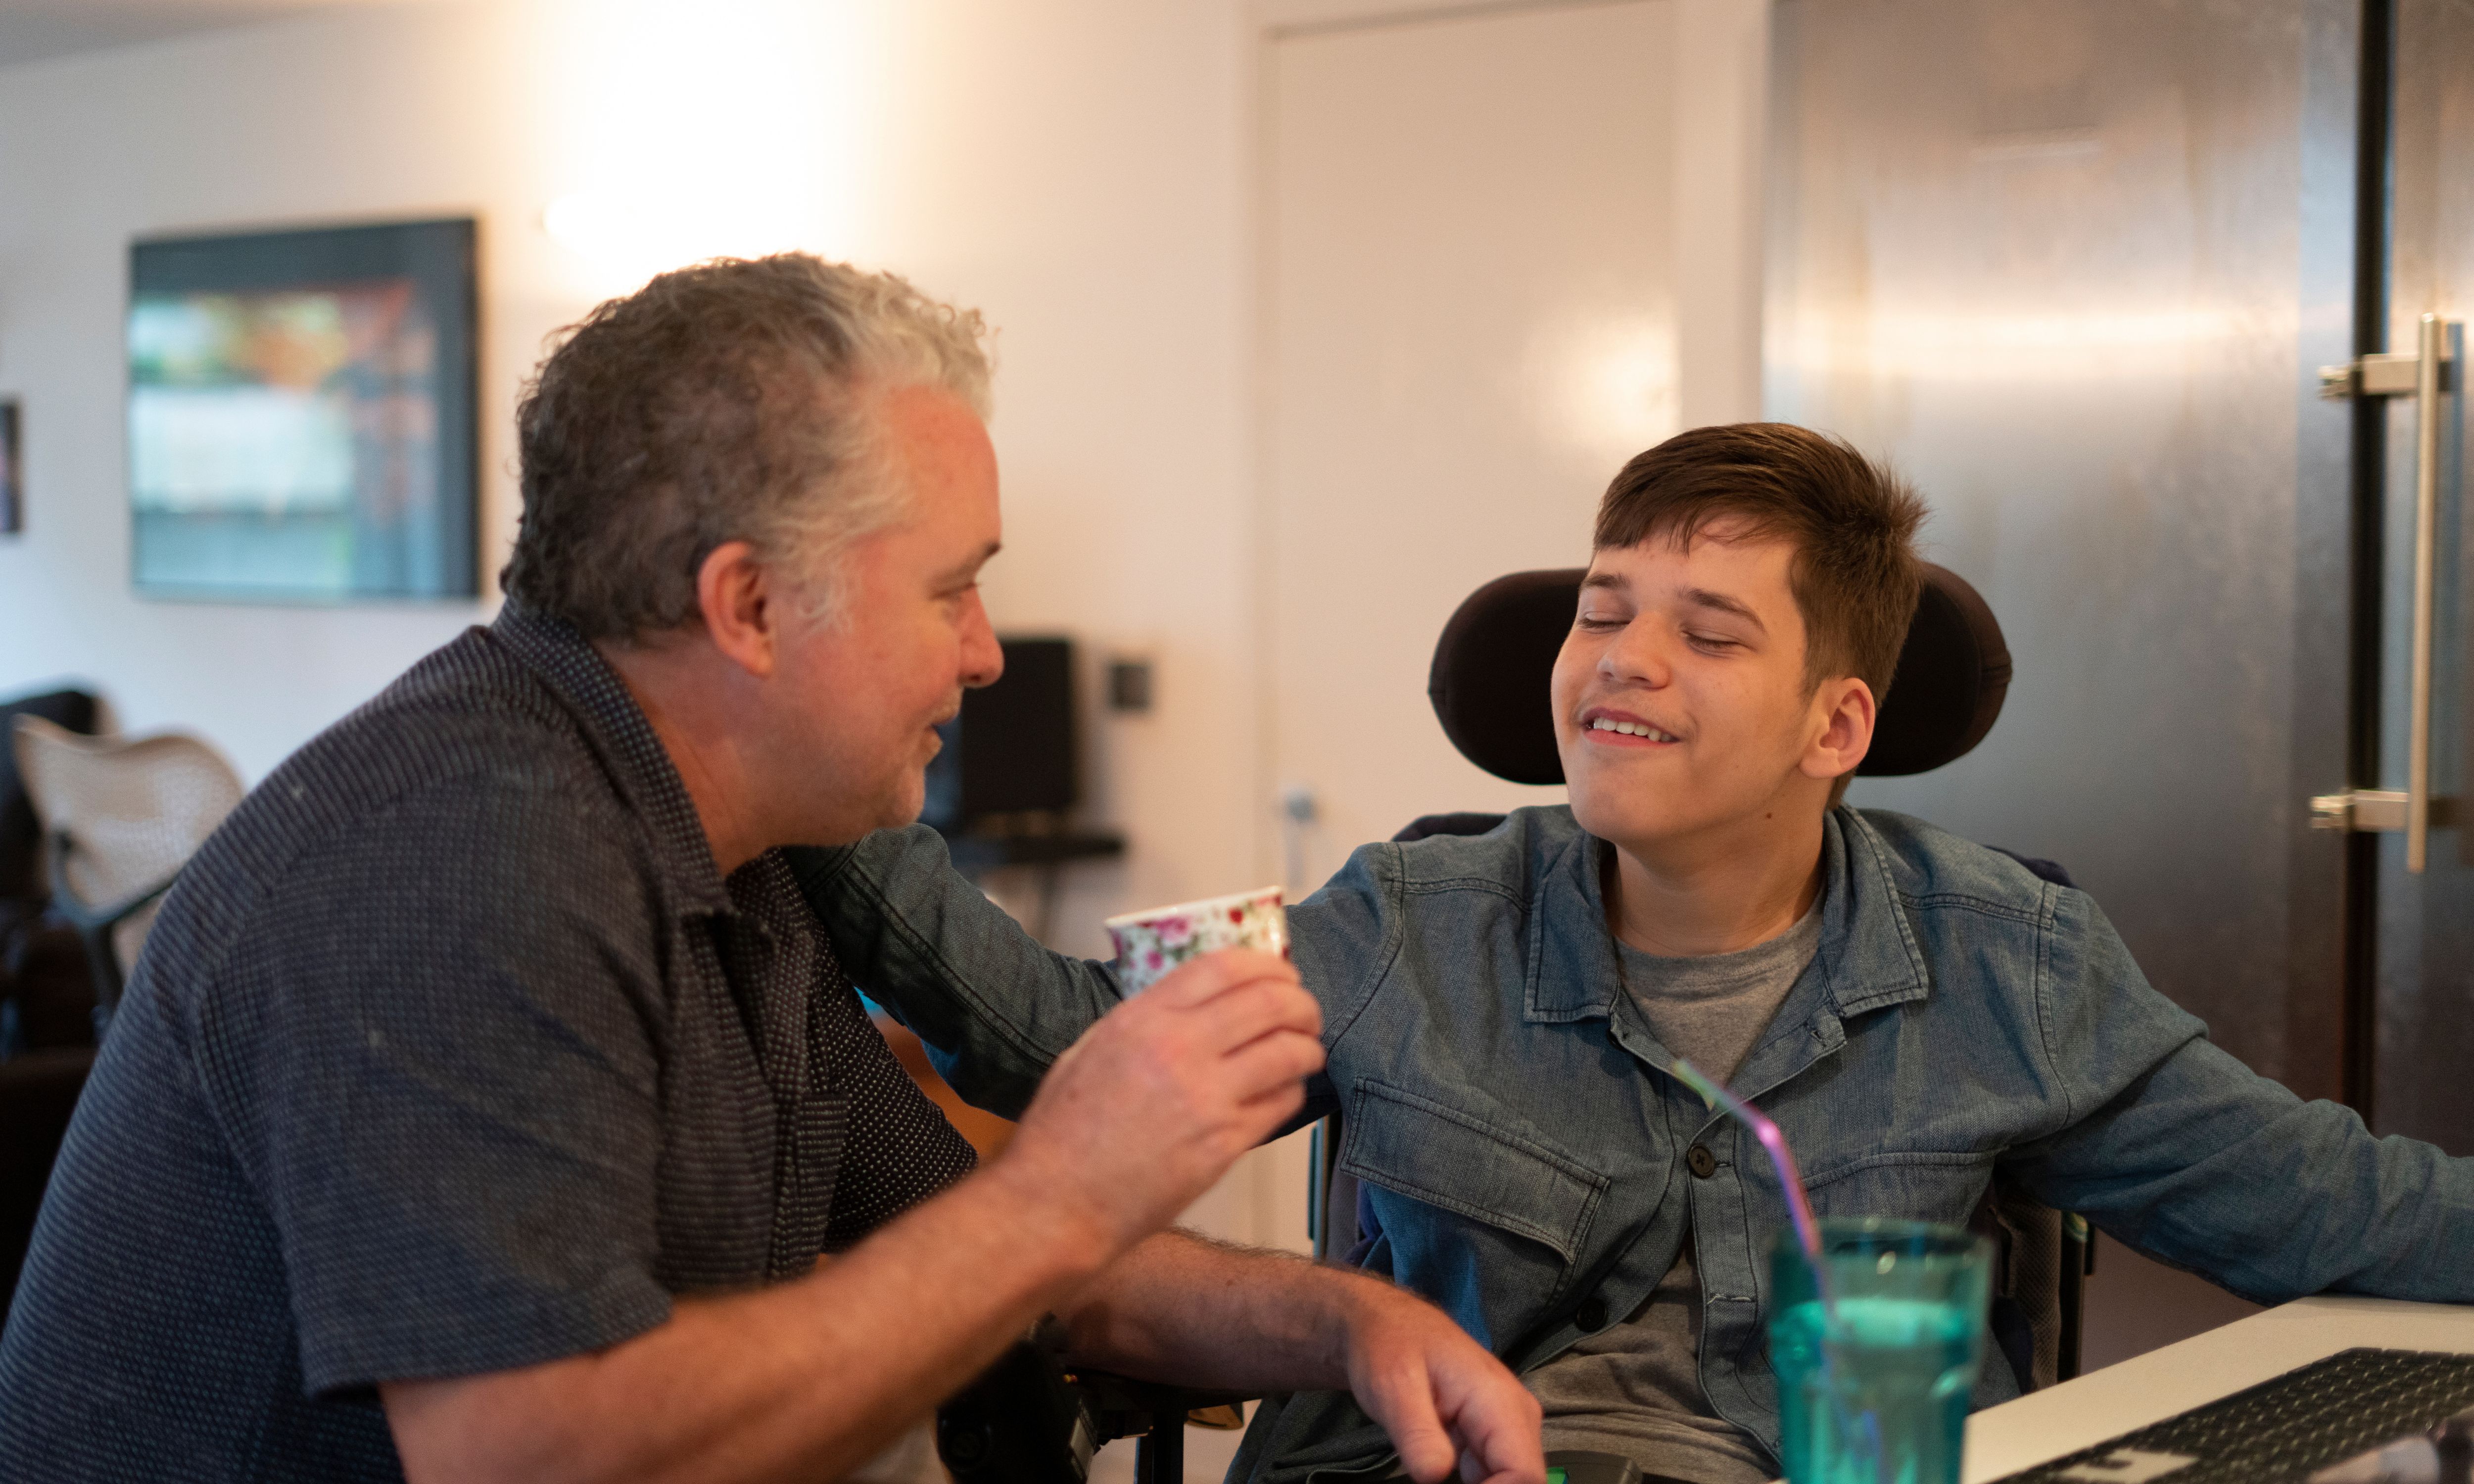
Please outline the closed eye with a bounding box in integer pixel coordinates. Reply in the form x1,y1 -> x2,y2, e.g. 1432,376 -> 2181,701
1574,612 -> 1628,632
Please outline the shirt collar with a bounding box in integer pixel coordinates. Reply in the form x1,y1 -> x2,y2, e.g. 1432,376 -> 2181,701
488,603 -> 734,918
1523,805 -> 1930,1024
1819,806 -> 1933,1014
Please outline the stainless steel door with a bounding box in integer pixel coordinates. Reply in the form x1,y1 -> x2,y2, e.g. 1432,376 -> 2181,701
1765,0 -> 2358,1097
2368,0 -> 2473,1152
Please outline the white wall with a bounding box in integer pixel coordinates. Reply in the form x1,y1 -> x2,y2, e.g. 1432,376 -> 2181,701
0,0 -> 1263,925
0,0 -> 1763,1251
0,0 -> 1277,1247
0,3 -> 526,777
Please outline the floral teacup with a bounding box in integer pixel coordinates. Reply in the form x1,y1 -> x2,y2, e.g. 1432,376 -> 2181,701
1103,886 -> 1289,994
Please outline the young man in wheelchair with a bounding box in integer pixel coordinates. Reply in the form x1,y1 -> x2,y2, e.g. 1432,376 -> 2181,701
792,421 -> 2474,1484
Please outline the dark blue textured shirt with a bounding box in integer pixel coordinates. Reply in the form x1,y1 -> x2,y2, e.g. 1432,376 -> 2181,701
0,607 -> 976,1481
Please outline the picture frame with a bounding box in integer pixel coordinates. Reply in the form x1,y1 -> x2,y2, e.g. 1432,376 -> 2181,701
0,399 -> 19,536
127,218 -> 478,601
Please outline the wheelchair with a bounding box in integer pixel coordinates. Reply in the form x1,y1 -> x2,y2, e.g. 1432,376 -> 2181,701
937,563 -> 2092,1483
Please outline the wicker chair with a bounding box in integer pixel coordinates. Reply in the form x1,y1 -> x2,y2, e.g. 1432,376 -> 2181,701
10,717 -> 242,1033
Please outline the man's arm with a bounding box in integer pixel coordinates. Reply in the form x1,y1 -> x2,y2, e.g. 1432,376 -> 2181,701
383,950 -> 1329,1484
1064,1231 -> 1543,1484
386,1157 -> 1104,1483
788,827 -> 1403,1121
2003,890 -> 2474,1304
786,830 -> 1128,1116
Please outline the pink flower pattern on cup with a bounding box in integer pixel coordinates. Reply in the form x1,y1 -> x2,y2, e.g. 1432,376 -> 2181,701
1104,886 -> 1288,994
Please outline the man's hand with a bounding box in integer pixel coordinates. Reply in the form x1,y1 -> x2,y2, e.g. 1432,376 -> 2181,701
386,949 -> 1322,1484
993,948 -> 1324,1254
1061,1233 -> 1542,1484
1343,1284 -> 1545,1484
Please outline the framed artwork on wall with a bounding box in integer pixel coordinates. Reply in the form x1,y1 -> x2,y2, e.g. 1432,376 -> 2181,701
127,218 -> 477,601
0,399 -> 19,536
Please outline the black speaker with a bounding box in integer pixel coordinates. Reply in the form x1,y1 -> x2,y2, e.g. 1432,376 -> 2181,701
921,636 -> 1078,833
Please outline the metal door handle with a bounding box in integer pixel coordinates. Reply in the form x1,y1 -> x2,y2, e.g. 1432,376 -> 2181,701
2312,315 -> 2461,869
2406,314 -> 2447,872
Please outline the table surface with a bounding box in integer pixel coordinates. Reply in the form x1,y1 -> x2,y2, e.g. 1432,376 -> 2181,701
1959,1295 -> 2474,1483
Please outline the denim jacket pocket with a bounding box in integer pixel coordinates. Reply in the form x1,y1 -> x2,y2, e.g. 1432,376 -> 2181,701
1340,1080 -> 1607,1262
1802,1150 -> 1996,1228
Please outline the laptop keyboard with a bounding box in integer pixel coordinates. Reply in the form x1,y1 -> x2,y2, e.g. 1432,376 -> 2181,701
1989,1348 -> 2474,1484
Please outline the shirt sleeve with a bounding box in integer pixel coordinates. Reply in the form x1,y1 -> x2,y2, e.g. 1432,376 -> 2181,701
787,829 -> 1120,1120
789,826 -> 1388,1127
192,770 -> 675,1396
2002,886 -> 2474,1305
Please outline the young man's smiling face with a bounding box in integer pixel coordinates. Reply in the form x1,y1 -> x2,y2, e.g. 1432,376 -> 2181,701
1550,520 -> 1876,859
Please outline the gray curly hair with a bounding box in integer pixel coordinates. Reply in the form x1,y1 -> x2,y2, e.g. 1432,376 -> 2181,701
502,254 -> 992,639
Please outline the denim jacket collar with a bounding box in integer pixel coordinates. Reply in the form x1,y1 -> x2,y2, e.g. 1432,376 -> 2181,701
1522,807 -> 1931,1028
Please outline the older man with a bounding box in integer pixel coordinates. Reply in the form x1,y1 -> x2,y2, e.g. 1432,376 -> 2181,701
0,257 -> 1541,1484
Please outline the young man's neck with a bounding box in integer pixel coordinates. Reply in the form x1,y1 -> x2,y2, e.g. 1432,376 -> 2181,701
1604,798 -> 1830,958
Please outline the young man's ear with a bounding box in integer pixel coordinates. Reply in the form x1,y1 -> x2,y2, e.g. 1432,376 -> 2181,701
696,540 -> 781,679
1802,676 -> 1877,783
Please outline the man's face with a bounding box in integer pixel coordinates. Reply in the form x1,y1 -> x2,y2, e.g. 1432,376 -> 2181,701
770,384 -> 1003,842
1551,524 -> 1847,853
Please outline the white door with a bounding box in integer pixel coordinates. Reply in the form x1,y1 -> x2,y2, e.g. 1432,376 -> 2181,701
1263,0 -> 1682,891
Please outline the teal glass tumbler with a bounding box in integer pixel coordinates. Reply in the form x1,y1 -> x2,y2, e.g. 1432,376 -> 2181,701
1768,1219 -> 1993,1484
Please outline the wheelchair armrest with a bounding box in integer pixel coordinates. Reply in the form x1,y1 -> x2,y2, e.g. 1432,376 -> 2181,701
936,1330 -> 1260,1484
1068,1367 -> 1255,1438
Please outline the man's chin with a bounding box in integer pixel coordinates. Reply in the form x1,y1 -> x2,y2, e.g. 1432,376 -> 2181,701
769,789 -> 925,852
876,782 -> 929,834
1574,802 -> 1691,853
1568,779 -> 1719,856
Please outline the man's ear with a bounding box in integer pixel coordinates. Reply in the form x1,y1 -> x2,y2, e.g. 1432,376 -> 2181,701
696,541 -> 780,679
1802,676 -> 1877,783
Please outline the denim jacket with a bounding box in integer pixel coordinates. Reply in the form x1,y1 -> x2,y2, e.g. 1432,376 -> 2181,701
793,806 -> 2474,1484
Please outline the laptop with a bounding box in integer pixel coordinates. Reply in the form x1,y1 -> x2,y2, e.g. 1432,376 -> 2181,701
1988,1348 -> 2474,1484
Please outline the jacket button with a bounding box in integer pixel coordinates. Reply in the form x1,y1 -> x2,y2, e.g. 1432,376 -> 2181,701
1687,1143 -> 1718,1179
1575,1296 -> 1608,1331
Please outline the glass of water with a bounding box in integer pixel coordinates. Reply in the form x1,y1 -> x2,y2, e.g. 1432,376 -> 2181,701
1769,1219 -> 1993,1484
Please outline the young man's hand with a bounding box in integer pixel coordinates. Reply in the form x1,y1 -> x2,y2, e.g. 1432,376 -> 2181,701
1344,1284 -> 1545,1484
995,948 -> 1325,1256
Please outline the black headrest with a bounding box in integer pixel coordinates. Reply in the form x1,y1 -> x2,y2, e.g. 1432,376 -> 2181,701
1427,563 -> 2011,786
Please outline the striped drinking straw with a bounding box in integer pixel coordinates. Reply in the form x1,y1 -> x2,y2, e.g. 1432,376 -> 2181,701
1670,1057 -> 1829,1302
1673,1057 -> 1881,1478
1672,1054 -> 1880,1474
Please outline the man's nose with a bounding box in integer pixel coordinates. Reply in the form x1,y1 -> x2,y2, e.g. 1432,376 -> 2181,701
1597,619 -> 1673,689
959,592 -> 1004,690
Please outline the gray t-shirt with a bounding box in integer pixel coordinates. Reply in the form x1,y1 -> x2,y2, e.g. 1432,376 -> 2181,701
1527,900 -> 1822,1482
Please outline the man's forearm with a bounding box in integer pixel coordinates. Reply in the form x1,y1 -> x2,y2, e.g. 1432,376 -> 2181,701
1061,1230 -> 1546,1484
1060,1229 -> 1374,1393
2018,1029 -> 2474,1305
385,1159 -> 1113,1484
390,946 -> 1332,1484
788,831 -> 1118,1117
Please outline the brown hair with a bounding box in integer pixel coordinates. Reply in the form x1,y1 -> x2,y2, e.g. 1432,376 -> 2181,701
1595,424 -> 1925,799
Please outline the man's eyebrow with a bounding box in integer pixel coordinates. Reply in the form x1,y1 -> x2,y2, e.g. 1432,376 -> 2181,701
1681,587 -> 1766,632
1579,571 -> 1627,593
939,541 -> 1001,582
